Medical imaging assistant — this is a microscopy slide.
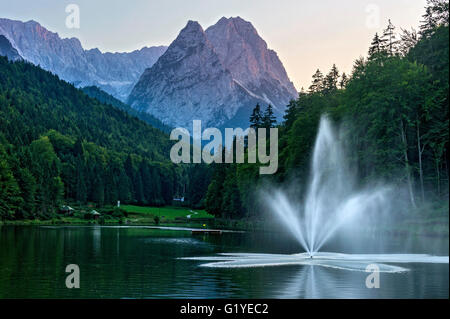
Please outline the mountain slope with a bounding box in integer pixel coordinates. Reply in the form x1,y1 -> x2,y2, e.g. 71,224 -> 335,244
81,86 -> 171,132
128,17 -> 297,128
0,18 -> 167,101
205,17 -> 297,111
0,35 -> 22,61
0,56 -> 180,217
0,56 -> 171,160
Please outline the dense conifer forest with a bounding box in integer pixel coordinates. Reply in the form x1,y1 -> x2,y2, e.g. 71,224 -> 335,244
204,0 -> 449,219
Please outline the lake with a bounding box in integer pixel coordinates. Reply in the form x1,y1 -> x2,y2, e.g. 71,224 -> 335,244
0,225 -> 448,298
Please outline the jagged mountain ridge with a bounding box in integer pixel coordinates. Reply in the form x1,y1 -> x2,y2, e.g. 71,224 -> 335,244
128,17 -> 298,128
205,17 -> 297,110
128,21 -> 261,128
0,18 -> 167,101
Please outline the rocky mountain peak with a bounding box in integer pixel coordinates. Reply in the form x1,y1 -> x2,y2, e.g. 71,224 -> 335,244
206,16 -> 297,109
128,17 -> 298,129
159,20 -> 211,64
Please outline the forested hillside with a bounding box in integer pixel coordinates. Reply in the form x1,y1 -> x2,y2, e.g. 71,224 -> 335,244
0,57 -> 182,219
81,86 -> 171,133
204,0 -> 449,219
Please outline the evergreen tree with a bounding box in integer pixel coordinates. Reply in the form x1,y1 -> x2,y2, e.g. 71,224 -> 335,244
324,64 -> 340,93
262,104 -> 277,128
249,103 -> 263,129
283,100 -> 298,128
368,33 -> 387,59
399,27 -> 419,56
0,143 -> 22,220
339,72 -> 349,89
381,19 -> 399,55
75,156 -> 87,204
92,174 -> 105,207
309,69 -> 325,93
420,0 -> 449,37
220,166 -> 243,219
15,167 -> 36,219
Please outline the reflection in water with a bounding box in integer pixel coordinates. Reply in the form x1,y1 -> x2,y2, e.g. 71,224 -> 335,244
116,228 -> 120,256
0,226 -> 447,298
92,227 -> 101,256
143,237 -> 209,245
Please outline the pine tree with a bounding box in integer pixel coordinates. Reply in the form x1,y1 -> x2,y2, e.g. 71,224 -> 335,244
118,169 -> 131,203
368,33 -> 387,59
15,167 -> 36,219
139,162 -> 152,204
124,155 -> 135,200
381,19 -> 399,55
75,156 -> 87,203
324,64 -> 340,93
419,0 -> 449,37
221,166 -> 243,219
249,104 -> 263,129
135,173 -> 145,205
309,69 -> 324,93
92,175 -> 105,207
339,72 -> 349,89
262,104 -> 277,128
283,100 -> 298,128
399,27 -> 418,56
420,6 -> 436,38
0,143 -> 22,220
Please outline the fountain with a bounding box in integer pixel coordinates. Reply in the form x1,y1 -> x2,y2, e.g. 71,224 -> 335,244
266,116 -> 390,256
181,116 -> 449,272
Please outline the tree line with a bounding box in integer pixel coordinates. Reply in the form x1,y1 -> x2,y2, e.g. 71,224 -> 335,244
203,0 -> 449,219
0,57 -> 184,220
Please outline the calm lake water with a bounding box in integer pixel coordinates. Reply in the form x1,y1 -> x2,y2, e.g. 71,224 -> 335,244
0,225 -> 448,298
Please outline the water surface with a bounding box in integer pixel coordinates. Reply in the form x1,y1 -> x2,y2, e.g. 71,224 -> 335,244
0,225 -> 447,298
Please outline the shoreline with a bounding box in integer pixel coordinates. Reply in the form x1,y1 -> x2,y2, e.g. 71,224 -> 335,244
1,216 -> 448,238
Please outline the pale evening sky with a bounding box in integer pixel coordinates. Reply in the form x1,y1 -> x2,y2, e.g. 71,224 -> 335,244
0,0 -> 427,90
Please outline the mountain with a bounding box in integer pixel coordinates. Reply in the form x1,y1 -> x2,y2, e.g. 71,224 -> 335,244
0,35 -> 22,61
0,18 -> 167,101
128,17 -> 298,128
128,21 -> 257,128
205,17 -> 297,110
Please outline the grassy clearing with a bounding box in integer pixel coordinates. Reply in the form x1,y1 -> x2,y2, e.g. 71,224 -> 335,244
121,205 -> 213,219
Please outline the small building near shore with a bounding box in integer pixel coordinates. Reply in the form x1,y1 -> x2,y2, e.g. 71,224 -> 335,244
60,205 -> 75,216
91,210 -> 101,220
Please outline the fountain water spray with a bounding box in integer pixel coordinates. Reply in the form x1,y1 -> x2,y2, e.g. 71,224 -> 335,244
267,116 -> 389,255
182,115 -> 449,272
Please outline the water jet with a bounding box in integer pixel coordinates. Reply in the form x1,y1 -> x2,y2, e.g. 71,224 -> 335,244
182,115 -> 449,272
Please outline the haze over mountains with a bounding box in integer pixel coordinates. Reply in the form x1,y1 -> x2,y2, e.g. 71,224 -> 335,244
0,18 -> 166,100
0,16 -> 297,128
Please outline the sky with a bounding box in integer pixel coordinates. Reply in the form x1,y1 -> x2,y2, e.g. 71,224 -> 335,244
0,0 -> 427,90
